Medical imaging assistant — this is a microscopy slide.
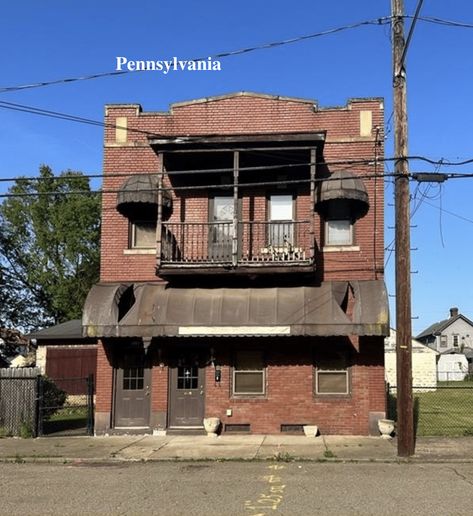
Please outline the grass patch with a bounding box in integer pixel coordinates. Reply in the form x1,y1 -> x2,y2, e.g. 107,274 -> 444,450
389,386 -> 473,436
42,407 -> 89,435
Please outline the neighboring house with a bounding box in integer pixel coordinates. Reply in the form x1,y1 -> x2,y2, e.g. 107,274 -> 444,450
83,92 -> 389,436
384,328 -> 438,391
417,307 -> 473,380
0,328 -> 29,366
417,307 -> 473,354
28,320 -> 97,394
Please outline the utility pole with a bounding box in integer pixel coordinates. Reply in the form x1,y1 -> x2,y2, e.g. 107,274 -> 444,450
392,0 -> 415,456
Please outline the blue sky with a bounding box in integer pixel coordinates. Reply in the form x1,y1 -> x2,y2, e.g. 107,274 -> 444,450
1,0 -> 473,334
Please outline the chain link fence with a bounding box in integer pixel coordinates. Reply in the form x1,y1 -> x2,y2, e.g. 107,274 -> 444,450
37,376 -> 94,436
387,382 -> 473,436
0,369 -> 94,437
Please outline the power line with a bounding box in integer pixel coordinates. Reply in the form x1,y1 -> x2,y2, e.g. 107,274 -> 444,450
0,17 -> 390,94
0,14 -> 470,95
0,172 -> 398,199
3,97 -> 473,170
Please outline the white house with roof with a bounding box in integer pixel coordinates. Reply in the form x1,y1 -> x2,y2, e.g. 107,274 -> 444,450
416,307 -> 473,380
384,328 -> 438,391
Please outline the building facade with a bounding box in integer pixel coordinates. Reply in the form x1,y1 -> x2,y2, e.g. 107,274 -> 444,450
83,92 -> 389,436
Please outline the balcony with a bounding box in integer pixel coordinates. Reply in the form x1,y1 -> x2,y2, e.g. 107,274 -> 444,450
159,220 -> 314,276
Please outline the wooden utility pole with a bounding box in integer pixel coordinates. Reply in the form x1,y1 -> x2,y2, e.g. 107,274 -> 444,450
392,0 -> 415,456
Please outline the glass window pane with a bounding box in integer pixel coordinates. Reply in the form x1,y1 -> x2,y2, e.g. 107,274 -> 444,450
213,197 -> 234,221
270,195 -> 293,220
234,372 -> 264,393
327,220 -> 352,245
133,221 -> 156,248
317,372 -> 348,394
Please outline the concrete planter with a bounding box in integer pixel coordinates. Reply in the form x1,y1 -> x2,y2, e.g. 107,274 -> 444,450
378,419 -> 395,439
203,417 -> 220,437
303,425 -> 319,437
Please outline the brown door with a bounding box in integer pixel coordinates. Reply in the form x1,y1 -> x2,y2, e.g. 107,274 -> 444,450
169,356 -> 205,427
114,348 -> 151,427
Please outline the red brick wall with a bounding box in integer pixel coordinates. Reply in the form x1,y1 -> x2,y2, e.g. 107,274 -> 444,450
95,339 -> 113,413
148,336 -> 385,435
100,94 -> 384,283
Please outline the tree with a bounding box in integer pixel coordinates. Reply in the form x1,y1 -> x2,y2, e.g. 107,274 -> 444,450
0,165 -> 100,330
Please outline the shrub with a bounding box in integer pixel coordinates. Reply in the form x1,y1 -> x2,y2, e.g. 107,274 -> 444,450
41,377 -> 67,419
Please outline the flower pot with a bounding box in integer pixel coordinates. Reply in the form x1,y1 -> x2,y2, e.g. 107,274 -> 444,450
378,419 -> 395,439
303,425 -> 319,437
203,417 -> 220,437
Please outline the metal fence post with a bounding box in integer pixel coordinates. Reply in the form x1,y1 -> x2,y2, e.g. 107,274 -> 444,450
36,375 -> 44,437
87,374 -> 94,436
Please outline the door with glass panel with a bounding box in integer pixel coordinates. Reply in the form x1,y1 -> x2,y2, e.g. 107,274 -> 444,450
209,196 -> 234,261
169,353 -> 205,427
114,347 -> 151,427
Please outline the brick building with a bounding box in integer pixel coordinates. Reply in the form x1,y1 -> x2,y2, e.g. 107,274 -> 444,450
83,92 -> 389,436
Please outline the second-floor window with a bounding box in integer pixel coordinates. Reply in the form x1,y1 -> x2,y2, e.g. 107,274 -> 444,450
440,335 -> 448,347
326,220 -> 353,246
453,334 -> 459,348
269,194 -> 294,246
130,220 -> 156,249
324,203 -> 354,247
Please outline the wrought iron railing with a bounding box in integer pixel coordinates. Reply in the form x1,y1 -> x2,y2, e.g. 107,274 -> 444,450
161,220 -> 313,266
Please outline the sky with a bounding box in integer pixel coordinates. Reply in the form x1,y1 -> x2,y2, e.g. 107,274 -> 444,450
1,0 -> 473,335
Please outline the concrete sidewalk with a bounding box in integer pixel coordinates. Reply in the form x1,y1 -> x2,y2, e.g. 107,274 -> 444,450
1,434 -> 473,463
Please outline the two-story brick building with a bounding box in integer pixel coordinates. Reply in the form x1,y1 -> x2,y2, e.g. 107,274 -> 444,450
83,92 -> 389,436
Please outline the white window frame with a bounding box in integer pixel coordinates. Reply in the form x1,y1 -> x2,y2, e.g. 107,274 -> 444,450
232,351 -> 266,396
453,334 -> 459,348
440,335 -> 448,347
325,219 -> 353,246
130,220 -> 156,249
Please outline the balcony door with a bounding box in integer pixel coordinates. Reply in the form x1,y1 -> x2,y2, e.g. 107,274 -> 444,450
209,196 -> 234,261
269,194 -> 294,247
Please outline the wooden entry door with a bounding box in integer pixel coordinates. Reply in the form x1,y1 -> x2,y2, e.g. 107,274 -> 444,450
169,356 -> 205,427
114,347 -> 151,428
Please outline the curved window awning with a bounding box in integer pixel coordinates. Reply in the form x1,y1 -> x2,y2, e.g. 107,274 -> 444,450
315,170 -> 369,220
116,174 -> 172,218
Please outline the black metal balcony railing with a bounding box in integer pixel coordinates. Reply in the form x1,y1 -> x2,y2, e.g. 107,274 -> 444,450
161,220 -> 312,266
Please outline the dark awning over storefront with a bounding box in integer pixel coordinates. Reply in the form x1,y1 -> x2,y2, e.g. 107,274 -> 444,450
83,281 -> 389,339
116,174 -> 172,217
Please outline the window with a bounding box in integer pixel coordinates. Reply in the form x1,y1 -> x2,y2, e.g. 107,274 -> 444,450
453,335 -> 459,348
315,353 -> 350,395
123,367 -> 144,390
326,220 -> 353,246
130,220 -> 156,248
324,203 -> 354,247
440,335 -> 448,347
269,194 -> 294,246
233,351 -> 265,395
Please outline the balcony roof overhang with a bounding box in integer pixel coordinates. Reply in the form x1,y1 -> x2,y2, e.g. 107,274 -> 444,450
83,281 -> 389,340
148,132 -> 326,152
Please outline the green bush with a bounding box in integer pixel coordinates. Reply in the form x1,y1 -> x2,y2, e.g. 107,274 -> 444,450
41,377 -> 67,420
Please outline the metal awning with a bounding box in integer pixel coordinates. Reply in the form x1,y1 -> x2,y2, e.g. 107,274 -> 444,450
116,174 -> 171,217
83,281 -> 389,339
315,170 -> 369,220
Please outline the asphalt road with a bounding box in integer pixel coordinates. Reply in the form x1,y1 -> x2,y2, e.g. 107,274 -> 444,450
1,461 -> 473,515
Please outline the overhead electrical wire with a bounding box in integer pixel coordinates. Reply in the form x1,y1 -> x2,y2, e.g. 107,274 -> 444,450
0,15 -> 470,95
0,18 -> 390,94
